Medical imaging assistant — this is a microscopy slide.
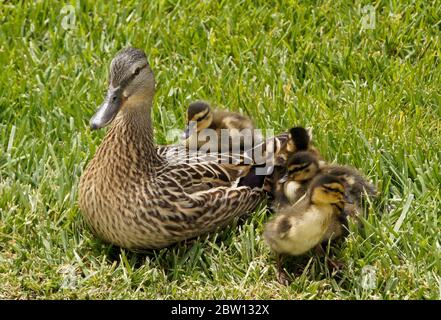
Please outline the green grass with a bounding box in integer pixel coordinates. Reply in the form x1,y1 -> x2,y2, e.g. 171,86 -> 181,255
1,0 -> 440,299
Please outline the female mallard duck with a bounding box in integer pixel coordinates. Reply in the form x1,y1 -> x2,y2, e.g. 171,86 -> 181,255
263,173 -> 347,283
78,48 -> 279,249
182,100 -> 259,152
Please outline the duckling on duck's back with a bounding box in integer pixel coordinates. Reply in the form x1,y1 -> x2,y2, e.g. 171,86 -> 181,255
78,48 -> 270,249
183,100 -> 258,152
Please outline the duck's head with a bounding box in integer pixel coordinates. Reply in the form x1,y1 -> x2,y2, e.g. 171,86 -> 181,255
279,151 -> 320,183
90,47 -> 155,130
309,174 -> 347,206
182,101 -> 213,139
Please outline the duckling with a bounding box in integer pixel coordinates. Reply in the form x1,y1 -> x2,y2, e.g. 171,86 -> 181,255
274,126 -> 321,166
324,165 -> 376,215
270,127 -> 322,207
264,173 -> 347,283
269,127 -> 324,208
182,101 -> 260,153
319,163 -> 377,245
275,149 -> 376,243
276,151 -> 321,206
287,151 -> 375,215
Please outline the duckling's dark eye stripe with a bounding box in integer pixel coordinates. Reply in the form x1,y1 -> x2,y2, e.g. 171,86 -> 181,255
323,186 -> 343,194
197,110 -> 210,121
289,163 -> 310,173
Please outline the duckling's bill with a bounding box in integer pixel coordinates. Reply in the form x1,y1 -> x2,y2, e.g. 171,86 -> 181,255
181,121 -> 197,139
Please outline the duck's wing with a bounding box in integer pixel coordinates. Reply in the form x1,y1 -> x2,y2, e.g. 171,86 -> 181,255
156,132 -> 289,190
156,159 -> 251,193
157,132 -> 289,163
156,145 -> 254,191
127,133 -> 290,247
150,182 -> 265,241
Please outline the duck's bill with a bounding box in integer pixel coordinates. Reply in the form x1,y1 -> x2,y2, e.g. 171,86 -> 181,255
90,88 -> 123,130
344,192 -> 354,204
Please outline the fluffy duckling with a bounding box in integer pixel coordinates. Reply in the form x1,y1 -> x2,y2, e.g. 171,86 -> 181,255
325,165 -> 376,214
276,150 -> 376,243
275,126 -> 321,166
182,101 -> 259,152
285,151 -> 375,215
276,151 -> 321,206
271,127 -> 322,207
264,173 -> 347,283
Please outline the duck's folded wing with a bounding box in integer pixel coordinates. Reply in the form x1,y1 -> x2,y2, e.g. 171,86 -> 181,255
156,160 -> 251,193
155,132 -> 289,191
153,186 -> 265,239
157,132 -> 289,164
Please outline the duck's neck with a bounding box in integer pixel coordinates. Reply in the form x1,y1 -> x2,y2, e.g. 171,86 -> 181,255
100,102 -> 162,174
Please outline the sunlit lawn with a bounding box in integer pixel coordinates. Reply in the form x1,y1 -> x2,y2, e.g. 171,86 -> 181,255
0,0 -> 440,299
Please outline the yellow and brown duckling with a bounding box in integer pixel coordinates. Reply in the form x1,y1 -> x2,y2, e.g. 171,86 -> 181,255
264,173 -> 347,284
275,151 -> 321,207
270,127 -> 322,206
182,101 -> 260,152
324,165 -> 376,216
282,150 -> 375,216
318,161 -> 377,245
274,126 -> 321,166
292,153 -> 349,244
275,149 -> 376,243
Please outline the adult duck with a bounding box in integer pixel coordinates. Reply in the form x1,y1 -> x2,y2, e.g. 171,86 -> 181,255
78,48 -> 281,249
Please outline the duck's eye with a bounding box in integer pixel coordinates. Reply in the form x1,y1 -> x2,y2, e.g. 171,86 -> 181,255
133,67 -> 142,76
